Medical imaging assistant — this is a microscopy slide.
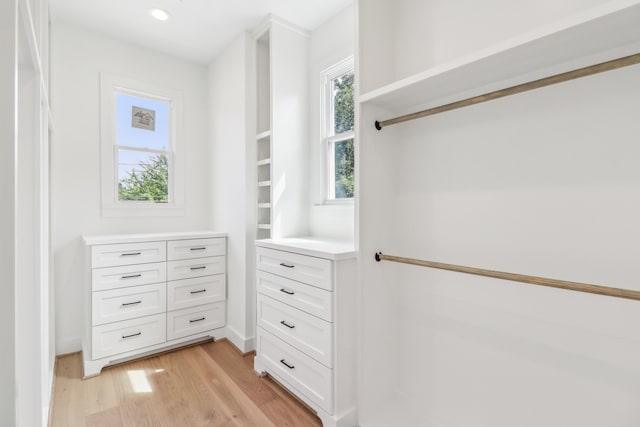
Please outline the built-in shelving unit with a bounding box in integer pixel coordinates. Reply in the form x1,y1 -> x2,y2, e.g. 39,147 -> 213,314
253,16 -> 308,241
357,0 -> 640,426
256,29 -> 272,240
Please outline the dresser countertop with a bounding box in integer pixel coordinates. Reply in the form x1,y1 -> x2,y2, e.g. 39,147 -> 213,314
255,237 -> 356,261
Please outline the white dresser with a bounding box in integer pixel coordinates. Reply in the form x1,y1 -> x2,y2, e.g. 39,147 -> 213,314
254,238 -> 357,427
82,231 -> 227,377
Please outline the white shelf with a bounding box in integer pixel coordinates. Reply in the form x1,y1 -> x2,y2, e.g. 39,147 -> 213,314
256,130 -> 272,140
257,158 -> 272,166
359,0 -> 640,114
257,224 -> 272,230
258,180 -> 271,187
257,203 -> 272,209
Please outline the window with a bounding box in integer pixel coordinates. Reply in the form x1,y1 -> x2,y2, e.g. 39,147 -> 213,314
100,74 -> 184,216
322,57 -> 354,201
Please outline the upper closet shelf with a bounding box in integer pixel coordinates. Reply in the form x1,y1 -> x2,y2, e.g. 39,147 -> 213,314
359,0 -> 640,114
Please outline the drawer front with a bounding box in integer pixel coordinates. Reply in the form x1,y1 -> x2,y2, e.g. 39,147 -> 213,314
92,241 -> 166,268
256,247 -> 333,291
167,274 -> 226,311
92,262 -> 166,292
91,313 -> 166,360
166,302 -> 225,341
258,295 -> 332,367
167,256 -> 225,281
257,270 -> 332,322
257,329 -> 333,413
92,283 -> 166,326
167,238 -> 226,261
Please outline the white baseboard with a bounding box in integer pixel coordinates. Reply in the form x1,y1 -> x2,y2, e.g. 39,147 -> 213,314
223,326 -> 255,354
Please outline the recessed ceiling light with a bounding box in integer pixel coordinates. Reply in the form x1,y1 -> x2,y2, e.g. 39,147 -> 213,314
150,8 -> 170,21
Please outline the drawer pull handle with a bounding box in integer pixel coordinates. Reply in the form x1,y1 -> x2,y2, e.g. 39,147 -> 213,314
121,300 -> 142,307
121,274 -> 142,279
190,266 -> 207,271
120,252 -> 142,257
190,289 -> 207,294
122,332 -> 141,339
190,247 -> 207,251
279,288 -> 295,295
280,359 -> 295,369
280,320 -> 295,329
189,317 -> 206,323
279,262 -> 294,268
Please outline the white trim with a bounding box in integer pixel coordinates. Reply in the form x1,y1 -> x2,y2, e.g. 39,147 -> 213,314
224,325 -> 256,353
252,14 -> 310,39
99,73 -> 185,217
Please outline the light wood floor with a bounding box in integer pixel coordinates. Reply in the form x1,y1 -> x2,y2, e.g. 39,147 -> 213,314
49,340 -> 322,427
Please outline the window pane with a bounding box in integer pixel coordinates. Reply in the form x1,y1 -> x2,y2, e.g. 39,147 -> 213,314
333,72 -> 354,134
118,149 -> 168,202
334,138 -> 354,199
116,93 -> 170,150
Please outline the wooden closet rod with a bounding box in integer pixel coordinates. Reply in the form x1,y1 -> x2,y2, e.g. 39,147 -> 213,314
374,252 -> 640,301
374,52 -> 640,130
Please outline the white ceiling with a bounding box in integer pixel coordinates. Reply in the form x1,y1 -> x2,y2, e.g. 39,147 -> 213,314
50,0 -> 352,64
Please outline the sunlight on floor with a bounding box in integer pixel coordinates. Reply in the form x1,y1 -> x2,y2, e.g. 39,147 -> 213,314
125,368 -> 166,393
126,370 -> 153,393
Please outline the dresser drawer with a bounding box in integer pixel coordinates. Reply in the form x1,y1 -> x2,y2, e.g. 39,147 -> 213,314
92,241 -> 166,268
92,262 -> 166,292
92,283 -> 166,326
167,256 -> 225,281
257,294 -> 332,367
167,274 -> 226,311
92,313 -> 166,359
166,302 -> 225,340
257,270 -> 332,322
256,247 -> 332,291
167,238 -> 226,261
257,329 -> 333,413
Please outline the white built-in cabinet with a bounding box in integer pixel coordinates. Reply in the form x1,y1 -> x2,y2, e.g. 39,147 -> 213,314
357,1 -> 640,426
82,232 -> 227,377
254,239 -> 357,427
253,17 -> 309,240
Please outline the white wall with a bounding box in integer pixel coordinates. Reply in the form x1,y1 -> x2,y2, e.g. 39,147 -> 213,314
0,1 -> 18,425
358,1 -> 640,426
208,33 -> 256,352
391,0 -> 610,81
51,22 -> 211,354
359,0 -> 611,93
308,5 -> 355,241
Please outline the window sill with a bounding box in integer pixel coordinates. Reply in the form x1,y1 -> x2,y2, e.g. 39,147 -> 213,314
315,198 -> 354,207
101,204 -> 185,218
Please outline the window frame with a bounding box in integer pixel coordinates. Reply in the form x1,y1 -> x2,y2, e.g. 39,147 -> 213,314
100,73 -> 184,217
321,56 -> 355,204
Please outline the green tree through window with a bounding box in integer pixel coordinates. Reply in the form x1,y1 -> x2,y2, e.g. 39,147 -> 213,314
332,71 -> 354,199
118,153 -> 168,202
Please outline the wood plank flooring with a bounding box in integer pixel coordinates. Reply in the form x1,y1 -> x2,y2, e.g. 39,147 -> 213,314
49,340 -> 322,427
